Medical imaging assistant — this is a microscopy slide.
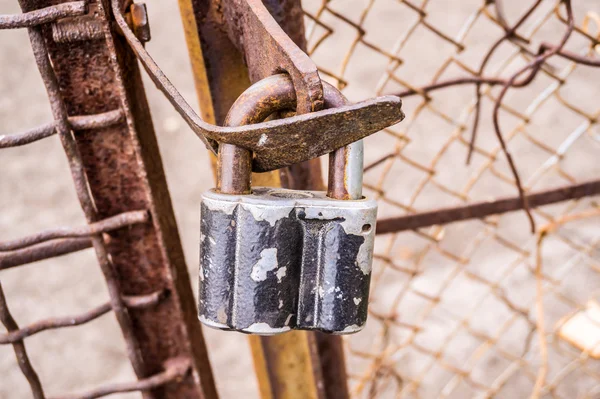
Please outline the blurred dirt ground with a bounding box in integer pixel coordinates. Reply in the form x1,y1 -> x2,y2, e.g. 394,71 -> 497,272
1,0 -> 600,398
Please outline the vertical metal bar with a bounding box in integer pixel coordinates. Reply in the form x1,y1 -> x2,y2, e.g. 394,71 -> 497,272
177,1 -> 349,397
0,283 -> 45,399
17,0 -> 218,397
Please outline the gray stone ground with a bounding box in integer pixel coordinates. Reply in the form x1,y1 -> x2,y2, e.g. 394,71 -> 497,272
1,0 -> 600,398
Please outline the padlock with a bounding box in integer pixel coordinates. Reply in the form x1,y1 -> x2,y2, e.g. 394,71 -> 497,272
198,74 -> 377,335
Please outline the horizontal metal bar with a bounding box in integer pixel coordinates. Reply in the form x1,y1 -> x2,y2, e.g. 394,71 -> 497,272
0,290 -> 166,344
0,109 -> 123,148
0,210 -> 148,252
0,1 -> 87,30
0,303 -> 111,344
0,238 -> 92,271
51,356 -> 191,399
376,179 -> 600,234
51,16 -> 104,43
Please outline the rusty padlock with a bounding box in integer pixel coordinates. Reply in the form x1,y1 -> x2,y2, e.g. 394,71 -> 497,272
198,74 -> 377,335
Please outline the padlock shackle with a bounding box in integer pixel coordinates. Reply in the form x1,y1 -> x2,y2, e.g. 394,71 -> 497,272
324,85 -> 364,200
218,74 -> 363,198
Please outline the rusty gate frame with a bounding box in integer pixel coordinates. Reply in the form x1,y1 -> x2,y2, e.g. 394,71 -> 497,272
0,1 -> 218,397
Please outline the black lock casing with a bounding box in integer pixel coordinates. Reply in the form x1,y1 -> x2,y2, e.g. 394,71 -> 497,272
198,187 -> 377,335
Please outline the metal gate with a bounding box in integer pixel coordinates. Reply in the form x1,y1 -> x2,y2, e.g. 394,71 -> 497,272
2,0 -> 600,398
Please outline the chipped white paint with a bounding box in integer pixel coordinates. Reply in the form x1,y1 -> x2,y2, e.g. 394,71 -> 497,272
284,314 -> 293,326
201,195 -> 238,215
199,314 -> 229,330
341,324 -> 363,334
199,263 -> 204,281
250,248 -> 278,281
258,133 -> 268,146
217,306 -> 228,324
356,235 -> 374,275
276,266 -> 287,282
278,299 -> 283,309
244,204 -> 293,227
244,322 -> 291,335
353,297 -> 362,305
208,236 -> 216,246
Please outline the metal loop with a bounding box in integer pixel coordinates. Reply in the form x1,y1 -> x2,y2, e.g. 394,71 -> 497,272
218,74 -> 363,198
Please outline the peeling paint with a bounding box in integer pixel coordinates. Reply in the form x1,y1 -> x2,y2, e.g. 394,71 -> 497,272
217,306 -> 228,324
199,187 -> 377,334
276,266 -> 287,282
244,322 -> 291,335
341,324 -> 363,334
284,314 -> 293,326
244,204 -> 293,227
250,248 -> 278,281
258,133 -> 268,146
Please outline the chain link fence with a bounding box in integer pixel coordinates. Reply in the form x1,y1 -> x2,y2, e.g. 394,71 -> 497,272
302,0 -> 600,397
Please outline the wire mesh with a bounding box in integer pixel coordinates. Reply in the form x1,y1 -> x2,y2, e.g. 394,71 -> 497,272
302,0 -> 600,397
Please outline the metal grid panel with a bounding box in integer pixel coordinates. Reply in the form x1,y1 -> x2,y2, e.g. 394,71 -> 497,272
302,0 -> 600,397
0,1 -> 215,397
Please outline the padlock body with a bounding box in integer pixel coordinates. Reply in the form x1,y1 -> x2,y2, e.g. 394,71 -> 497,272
198,187 -> 377,335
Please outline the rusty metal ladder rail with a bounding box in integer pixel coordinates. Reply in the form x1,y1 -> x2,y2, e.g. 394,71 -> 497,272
0,1 -> 217,398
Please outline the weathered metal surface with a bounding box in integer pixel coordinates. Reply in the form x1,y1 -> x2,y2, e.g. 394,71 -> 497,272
0,1 -> 86,29
0,290 -> 165,344
0,109 -> 123,148
53,357 -> 193,399
249,332 -> 323,399
0,238 -> 93,270
111,0 -> 404,173
314,332 -> 350,399
323,84 -> 363,201
0,282 -> 44,399
51,12 -> 104,43
376,179 -> 600,234
224,81 -> 400,173
0,210 -> 148,251
198,187 -> 376,334
223,0 -> 322,113
217,74 -> 402,176
129,2 -> 150,43
4,0 -> 218,397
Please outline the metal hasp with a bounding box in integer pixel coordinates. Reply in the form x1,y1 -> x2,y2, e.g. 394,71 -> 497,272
198,75 -> 378,334
111,0 -> 404,175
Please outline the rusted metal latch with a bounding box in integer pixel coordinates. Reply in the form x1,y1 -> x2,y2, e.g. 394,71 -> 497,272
109,0 -> 405,172
50,2 -> 149,44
